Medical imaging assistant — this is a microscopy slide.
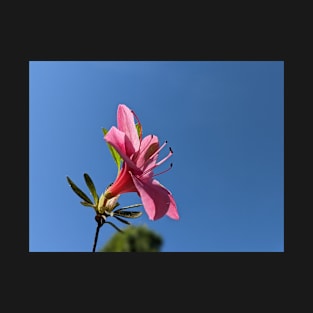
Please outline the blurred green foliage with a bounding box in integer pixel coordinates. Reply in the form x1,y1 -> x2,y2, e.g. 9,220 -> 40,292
99,224 -> 163,252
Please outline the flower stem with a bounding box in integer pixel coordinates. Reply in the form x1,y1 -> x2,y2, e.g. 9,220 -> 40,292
92,217 -> 104,252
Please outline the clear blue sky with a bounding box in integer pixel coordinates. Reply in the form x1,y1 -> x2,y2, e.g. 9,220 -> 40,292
29,61 -> 284,252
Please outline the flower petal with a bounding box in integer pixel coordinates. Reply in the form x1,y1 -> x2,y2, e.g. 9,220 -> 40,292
105,163 -> 137,198
105,126 -> 127,156
135,134 -> 160,171
105,126 -> 138,171
166,193 -> 179,220
117,104 -> 140,152
149,180 -> 179,220
130,174 -> 171,220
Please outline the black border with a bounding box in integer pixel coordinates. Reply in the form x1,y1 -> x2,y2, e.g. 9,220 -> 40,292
9,20 -> 294,298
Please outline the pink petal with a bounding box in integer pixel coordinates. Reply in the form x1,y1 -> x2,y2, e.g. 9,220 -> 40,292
166,193 -> 179,220
106,163 -> 137,197
130,174 -> 170,220
150,180 -> 179,220
105,126 -> 127,155
117,104 -> 140,152
135,134 -> 160,171
105,126 -> 138,171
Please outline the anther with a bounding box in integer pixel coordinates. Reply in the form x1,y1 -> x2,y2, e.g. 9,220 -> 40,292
152,163 -> 173,178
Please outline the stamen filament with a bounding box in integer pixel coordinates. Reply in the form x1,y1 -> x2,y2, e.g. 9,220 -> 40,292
155,147 -> 173,167
148,140 -> 168,161
152,163 -> 173,178
140,157 -> 173,177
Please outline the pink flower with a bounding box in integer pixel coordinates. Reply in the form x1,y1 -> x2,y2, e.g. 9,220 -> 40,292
104,104 -> 179,221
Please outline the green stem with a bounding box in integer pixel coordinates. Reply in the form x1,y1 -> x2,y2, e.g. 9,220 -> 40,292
92,218 -> 103,252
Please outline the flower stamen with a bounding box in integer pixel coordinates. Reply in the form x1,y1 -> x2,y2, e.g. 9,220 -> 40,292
152,163 -> 173,178
155,147 -> 173,167
147,140 -> 168,161
140,161 -> 173,178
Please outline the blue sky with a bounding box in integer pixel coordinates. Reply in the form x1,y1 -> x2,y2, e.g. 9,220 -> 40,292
29,61 -> 284,252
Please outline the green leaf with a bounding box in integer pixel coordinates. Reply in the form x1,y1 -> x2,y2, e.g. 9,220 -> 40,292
102,128 -> 122,172
113,211 -> 143,218
80,201 -> 96,209
135,122 -> 142,139
105,221 -> 124,233
115,204 -> 142,211
66,176 -> 93,204
113,215 -> 131,225
83,173 -> 99,205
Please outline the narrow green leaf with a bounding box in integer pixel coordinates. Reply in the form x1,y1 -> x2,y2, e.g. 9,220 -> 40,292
115,204 -> 142,211
102,128 -> 122,171
135,122 -> 142,139
66,176 -> 93,204
113,211 -> 143,218
105,221 -> 124,233
80,201 -> 96,209
113,215 -> 131,225
83,173 -> 99,205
